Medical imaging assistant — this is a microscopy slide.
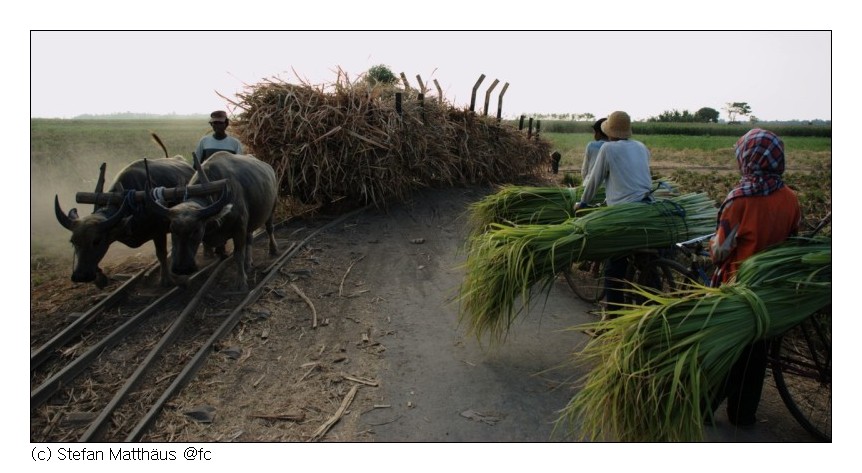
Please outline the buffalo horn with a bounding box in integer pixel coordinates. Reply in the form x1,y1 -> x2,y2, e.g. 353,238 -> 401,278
96,198 -> 131,232
192,152 -> 210,184
54,195 -> 76,230
93,163 -> 107,212
193,188 -> 231,220
144,158 -> 153,190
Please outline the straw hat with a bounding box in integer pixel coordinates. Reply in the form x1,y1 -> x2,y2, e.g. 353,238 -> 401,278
601,111 -> 632,139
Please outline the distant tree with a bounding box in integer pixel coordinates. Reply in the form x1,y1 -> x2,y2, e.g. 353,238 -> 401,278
581,112 -> 595,122
723,102 -> 752,123
648,109 -> 697,123
365,64 -> 398,86
695,107 -> 720,123
749,115 -> 759,123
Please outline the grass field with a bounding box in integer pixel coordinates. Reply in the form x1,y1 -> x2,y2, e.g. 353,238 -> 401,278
31,119 -> 832,265
545,131 -> 832,172
32,119 -> 209,265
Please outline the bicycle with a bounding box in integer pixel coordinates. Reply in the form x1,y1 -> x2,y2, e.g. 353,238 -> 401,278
769,305 -> 831,441
670,226 -> 831,441
766,212 -> 832,441
563,187 -> 705,304
671,220 -> 831,441
563,239 -> 707,305
565,222 -> 832,441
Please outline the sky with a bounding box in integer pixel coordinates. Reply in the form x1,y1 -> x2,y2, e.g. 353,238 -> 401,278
30,31 -> 832,122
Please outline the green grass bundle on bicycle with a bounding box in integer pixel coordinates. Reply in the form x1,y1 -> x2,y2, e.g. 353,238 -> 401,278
464,179 -> 680,240
560,128 -> 830,442
457,192 -> 717,343
558,236 -> 831,442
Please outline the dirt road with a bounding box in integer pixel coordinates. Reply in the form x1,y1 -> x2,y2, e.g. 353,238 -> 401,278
49,184 -> 816,443
282,185 -> 818,442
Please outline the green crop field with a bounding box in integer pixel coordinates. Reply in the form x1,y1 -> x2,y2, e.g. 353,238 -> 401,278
544,132 -> 832,171
31,118 -> 207,176
31,118 -> 209,265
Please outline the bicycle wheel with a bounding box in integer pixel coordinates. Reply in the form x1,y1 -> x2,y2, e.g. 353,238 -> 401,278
623,257 -> 696,305
652,258 -> 699,293
770,309 -> 831,441
563,260 -> 605,302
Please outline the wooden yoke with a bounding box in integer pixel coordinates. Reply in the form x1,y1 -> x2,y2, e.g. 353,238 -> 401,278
75,179 -> 229,205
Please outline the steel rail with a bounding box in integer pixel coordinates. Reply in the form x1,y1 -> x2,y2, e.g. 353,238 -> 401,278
125,206 -> 368,441
80,257 -> 232,441
31,219 -> 294,375
30,259 -> 220,412
30,261 -> 159,371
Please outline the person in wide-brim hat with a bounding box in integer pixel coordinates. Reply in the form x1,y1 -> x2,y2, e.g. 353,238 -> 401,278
574,109 -> 653,317
601,110 -> 632,139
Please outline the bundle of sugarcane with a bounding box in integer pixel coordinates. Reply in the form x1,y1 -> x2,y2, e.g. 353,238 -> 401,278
458,193 -> 717,342
465,180 -> 681,239
557,237 -> 831,442
227,70 -> 551,208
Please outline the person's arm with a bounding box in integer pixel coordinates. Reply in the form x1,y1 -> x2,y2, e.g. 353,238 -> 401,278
575,148 -> 607,210
581,144 -> 591,178
709,201 -> 740,264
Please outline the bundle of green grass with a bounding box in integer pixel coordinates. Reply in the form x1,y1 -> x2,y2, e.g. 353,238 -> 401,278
458,192 -> 717,342
557,237 -> 831,442
465,180 -> 680,239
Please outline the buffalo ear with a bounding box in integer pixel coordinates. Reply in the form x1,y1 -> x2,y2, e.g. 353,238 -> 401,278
69,208 -> 80,220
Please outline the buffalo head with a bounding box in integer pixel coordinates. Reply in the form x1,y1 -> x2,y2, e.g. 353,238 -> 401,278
54,192 -> 132,288
146,187 -> 232,280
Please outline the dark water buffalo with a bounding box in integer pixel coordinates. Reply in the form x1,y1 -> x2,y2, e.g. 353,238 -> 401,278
54,156 -> 195,288
147,151 -> 279,292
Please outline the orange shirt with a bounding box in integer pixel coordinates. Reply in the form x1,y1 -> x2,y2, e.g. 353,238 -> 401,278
709,186 -> 801,284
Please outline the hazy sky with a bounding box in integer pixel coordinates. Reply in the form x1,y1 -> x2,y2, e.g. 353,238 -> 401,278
30,31 -> 831,122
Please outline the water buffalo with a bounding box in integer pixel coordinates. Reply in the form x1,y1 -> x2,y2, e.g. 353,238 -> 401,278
54,155 -> 195,288
147,151 -> 279,292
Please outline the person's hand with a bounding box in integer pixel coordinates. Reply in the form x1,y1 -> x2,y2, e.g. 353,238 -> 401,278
709,225 -> 738,263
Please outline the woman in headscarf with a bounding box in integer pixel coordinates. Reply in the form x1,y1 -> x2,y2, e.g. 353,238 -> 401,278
707,128 -> 802,427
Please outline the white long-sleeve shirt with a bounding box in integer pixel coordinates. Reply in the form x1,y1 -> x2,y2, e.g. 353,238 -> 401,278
579,139 -> 653,206
581,139 -> 606,180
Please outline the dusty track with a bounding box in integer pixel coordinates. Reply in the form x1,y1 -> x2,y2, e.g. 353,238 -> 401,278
30,184 -> 819,443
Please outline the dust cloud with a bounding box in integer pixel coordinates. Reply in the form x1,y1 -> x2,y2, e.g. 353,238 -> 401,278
31,145 -> 158,269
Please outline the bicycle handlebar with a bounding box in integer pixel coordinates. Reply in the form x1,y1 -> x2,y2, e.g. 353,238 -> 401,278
676,233 -> 715,248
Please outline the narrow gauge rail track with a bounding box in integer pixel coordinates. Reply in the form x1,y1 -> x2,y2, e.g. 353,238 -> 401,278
31,207 -> 366,442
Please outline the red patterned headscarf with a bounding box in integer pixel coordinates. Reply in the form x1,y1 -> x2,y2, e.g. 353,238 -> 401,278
718,128 -> 786,218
